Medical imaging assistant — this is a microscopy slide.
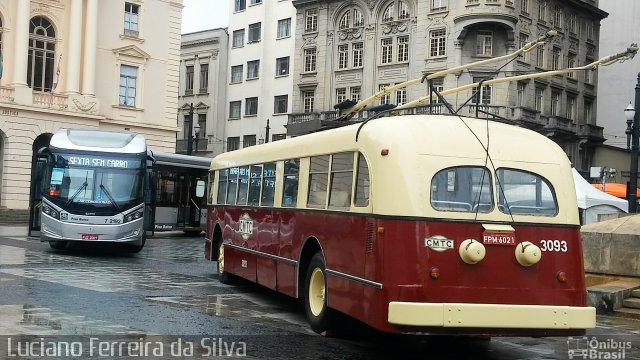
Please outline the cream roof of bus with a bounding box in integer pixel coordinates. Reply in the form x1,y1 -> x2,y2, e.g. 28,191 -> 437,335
212,115 -> 578,225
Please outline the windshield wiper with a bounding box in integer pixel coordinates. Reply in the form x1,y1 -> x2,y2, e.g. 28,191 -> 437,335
99,174 -> 121,212
64,172 -> 89,206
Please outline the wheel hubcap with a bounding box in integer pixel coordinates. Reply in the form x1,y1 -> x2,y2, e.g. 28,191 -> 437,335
309,268 -> 325,316
218,243 -> 224,273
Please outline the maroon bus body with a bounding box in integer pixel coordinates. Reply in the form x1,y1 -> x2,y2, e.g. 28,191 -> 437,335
205,205 -> 586,335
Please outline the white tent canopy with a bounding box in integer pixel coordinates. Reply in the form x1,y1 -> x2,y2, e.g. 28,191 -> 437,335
572,168 -> 628,224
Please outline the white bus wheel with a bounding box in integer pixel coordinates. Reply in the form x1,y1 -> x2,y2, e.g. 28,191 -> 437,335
304,252 -> 335,334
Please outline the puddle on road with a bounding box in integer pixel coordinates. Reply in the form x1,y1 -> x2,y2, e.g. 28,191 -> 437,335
0,245 -> 97,266
0,266 -> 218,293
0,304 -> 150,335
147,293 -> 313,335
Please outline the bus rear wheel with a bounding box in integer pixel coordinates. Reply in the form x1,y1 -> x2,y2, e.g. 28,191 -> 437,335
304,252 -> 335,334
217,241 -> 233,284
49,241 -> 68,250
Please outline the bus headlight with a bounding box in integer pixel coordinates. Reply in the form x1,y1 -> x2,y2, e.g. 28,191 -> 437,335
42,203 -> 60,220
459,239 -> 486,264
124,210 -> 143,223
515,242 -> 541,267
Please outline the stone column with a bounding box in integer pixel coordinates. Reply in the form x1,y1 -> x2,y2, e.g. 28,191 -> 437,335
66,0 -> 83,94
12,0 -> 30,87
82,0 -> 98,96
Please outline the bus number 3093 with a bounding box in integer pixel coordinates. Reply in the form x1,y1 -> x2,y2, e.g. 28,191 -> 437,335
539,240 -> 567,252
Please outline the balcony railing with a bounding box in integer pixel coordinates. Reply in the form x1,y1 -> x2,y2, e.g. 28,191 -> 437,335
578,123 -> 604,140
32,92 -> 69,110
176,138 -> 209,153
0,86 -> 15,102
547,116 -> 576,132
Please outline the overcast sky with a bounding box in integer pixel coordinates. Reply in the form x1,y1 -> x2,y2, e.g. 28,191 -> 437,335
181,0 -> 229,34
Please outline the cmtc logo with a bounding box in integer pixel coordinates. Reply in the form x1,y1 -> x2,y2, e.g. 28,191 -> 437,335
238,213 -> 254,241
424,235 -> 454,252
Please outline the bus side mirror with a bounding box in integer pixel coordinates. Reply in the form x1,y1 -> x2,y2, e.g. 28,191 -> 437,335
195,180 -> 205,198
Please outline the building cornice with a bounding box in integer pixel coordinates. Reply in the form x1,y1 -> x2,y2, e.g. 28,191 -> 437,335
566,0 -> 608,19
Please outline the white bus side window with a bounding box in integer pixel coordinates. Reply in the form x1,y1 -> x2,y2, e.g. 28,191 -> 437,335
308,155 -> 330,209
226,167 -> 239,205
282,159 -> 299,207
329,152 -> 354,210
431,166 -> 493,213
261,163 -> 276,206
248,165 -> 262,206
354,153 -> 370,207
217,169 -> 228,204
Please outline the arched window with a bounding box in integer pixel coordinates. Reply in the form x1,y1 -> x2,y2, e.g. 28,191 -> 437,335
27,17 -> 56,92
382,1 -> 410,22
339,8 -> 364,29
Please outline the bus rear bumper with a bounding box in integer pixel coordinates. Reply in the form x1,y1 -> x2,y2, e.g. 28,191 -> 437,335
388,302 -> 596,330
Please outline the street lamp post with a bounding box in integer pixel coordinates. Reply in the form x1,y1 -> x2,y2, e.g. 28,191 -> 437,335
186,103 -> 194,155
624,73 -> 640,213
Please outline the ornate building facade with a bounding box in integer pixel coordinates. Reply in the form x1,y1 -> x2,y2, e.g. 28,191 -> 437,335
288,0 -> 607,172
0,0 -> 182,210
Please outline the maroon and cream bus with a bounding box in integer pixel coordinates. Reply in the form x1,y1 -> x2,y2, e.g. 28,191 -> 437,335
204,114 -> 595,336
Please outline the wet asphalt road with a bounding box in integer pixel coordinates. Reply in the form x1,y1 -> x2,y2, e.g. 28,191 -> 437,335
0,226 -> 638,360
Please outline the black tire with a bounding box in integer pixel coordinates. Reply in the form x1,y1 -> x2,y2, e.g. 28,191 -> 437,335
183,230 -> 202,236
304,252 -> 335,334
49,241 -> 68,250
217,241 -> 233,284
124,234 -> 146,253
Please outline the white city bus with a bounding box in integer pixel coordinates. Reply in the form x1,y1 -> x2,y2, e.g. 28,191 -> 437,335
34,129 -> 154,252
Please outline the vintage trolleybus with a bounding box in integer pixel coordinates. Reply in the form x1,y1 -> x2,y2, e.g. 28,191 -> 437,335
204,115 -> 596,336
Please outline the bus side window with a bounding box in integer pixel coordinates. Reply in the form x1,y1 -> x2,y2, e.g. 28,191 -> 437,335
226,167 -> 239,205
308,155 -> 329,209
329,152 -> 354,210
282,159 -> 299,207
248,165 -> 262,206
237,166 -> 250,205
354,153 -> 370,207
217,169 -> 228,204
261,163 -> 276,206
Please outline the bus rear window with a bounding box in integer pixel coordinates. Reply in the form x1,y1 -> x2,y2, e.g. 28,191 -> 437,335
497,169 -> 558,216
431,167 -> 493,213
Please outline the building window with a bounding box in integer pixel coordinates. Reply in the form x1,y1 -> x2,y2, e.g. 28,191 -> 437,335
124,3 -> 139,36
339,8 -> 364,29
538,0 -> 547,22
119,65 -> 137,107
471,78 -> 491,104
276,57 -> 289,76
584,100 -> 593,124
382,1 -> 410,22
274,95 -> 288,114
234,0 -> 246,12
353,42 -> 363,67
305,9 -> 318,33
231,65 -> 243,84
476,31 -> 493,57
197,114 -> 206,139
551,47 -> 561,71
518,33 -> 530,62
185,65 -> 194,94
336,88 -> 347,104
277,18 -> 291,38
243,135 -> 256,148
229,101 -> 241,119
382,3 -> 394,22
381,38 -> 393,64
227,137 -> 240,151
302,90 -> 315,113
517,82 -> 526,107
232,29 -> 244,48
199,64 -> 209,93
551,91 -> 560,116
397,36 -> 409,62
553,6 -> 563,28
568,14 -> 577,34
429,29 -> 446,57
350,87 -> 361,102
245,97 -> 258,116
430,78 -> 444,103
585,57 -> 594,84
567,53 -> 576,78
272,134 -> 286,142
396,86 -> 407,105
536,46 -> 545,68
432,0 -> 447,11
27,17 -> 56,92
586,20 -> 595,41
566,95 -> 576,120
535,87 -> 544,112
379,84 -> 390,105
338,44 -> 349,69
248,22 -> 261,43
521,0 -> 529,14
247,60 -> 259,79
304,48 -> 316,72
250,0 -> 261,5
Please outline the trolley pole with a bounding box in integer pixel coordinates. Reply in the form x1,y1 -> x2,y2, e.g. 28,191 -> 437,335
265,119 -> 270,144
187,103 -> 194,155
